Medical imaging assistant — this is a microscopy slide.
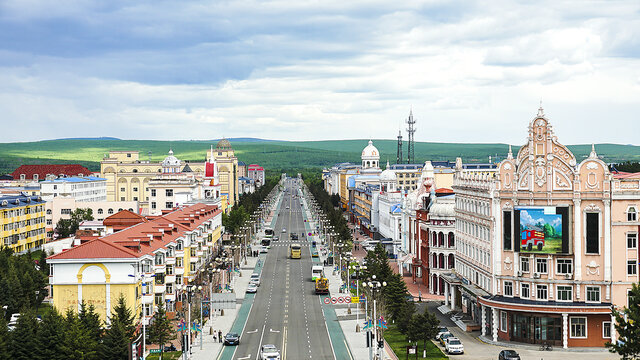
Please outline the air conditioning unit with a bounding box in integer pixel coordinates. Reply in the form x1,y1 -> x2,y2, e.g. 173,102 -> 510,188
533,272 -> 541,279
517,271 -> 523,277
564,273 -> 572,279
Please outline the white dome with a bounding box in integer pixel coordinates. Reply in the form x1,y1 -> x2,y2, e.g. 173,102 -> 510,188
380,162 -> 396,181
430,197 -> 455,218
361,140 -> 380,159
162,149 -> 181,167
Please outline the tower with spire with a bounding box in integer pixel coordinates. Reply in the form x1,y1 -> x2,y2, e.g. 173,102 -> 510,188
396,129 -> 403,164
203,145 -> 221,200
406,110 -> 416,164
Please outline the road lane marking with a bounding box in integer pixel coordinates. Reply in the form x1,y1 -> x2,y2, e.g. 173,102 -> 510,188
246,329 -> 258,334
282,326 -> 287,360
255,324 -> 266,360
270,328 -> 280,333
238,356 -> 251,360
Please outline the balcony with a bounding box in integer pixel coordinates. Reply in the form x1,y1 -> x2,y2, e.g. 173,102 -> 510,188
154,265 -> 166,274
165,274 -> 176,283
166,257 -> 176,265
165,293 -> 176,302
142,294 -> 154,304
175,267 -> 184,275
190,256 -> 198,263
154,284 -> 166,293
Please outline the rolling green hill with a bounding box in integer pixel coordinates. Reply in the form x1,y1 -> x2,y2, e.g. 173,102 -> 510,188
0,139 -> 638,175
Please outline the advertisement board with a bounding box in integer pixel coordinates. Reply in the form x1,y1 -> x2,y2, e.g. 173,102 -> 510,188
515,206 -> 568,254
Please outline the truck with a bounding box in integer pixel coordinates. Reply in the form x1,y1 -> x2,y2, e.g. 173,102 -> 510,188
521,229 -> 545,251
315,277 -> 329,295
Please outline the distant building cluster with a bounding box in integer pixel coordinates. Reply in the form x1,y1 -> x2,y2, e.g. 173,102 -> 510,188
323,107 -> 640,349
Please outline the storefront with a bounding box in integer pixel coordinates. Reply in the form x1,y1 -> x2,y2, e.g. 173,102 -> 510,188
478,296 -> 615,348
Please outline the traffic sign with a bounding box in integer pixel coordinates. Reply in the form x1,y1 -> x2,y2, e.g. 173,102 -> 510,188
331,297 -> 337,304
338,297 -> 344,304
351,297 -> 360,303
344,296 -> 352,303
323,297 -> 330,304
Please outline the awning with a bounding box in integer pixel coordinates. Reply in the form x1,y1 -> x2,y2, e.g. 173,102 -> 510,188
398,253 -> 414,263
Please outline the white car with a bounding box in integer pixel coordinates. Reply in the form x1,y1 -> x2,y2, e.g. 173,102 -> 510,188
282,228 -> 286,233
445,337 -> 464,354
250,273 -> 261,286
260,344 -> 281,360
246,283 -> 258,293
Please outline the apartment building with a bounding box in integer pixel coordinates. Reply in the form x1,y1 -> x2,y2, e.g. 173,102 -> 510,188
41,176 -> 107,202
0,194 -> 46,252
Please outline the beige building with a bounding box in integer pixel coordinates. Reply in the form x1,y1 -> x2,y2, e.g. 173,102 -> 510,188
45,197 -> 139,238
101,140 -> 239,213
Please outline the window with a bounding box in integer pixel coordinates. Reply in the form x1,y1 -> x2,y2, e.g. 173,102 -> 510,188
628,233 -> 637,249
586,212 -> 599,254
520,256 -> 530,273
127,153 -> 131,158
166,265 -> 173,275
190,248 -> 196,257
536,284 -> 548,300
586,286 -> 600,302
603,321 -> 611,338
536,258 -> 548,273
627,260 -> 637,275
46,209 -> 52,215
504,281 -> 513,297
556,259 -> 573,274
165,202 -> 173,209
190,263 -> 196,272
500,311 -> 507,332
133,197 -> 138,201
120,187 -> 125,192
151,189 -> 156,197
108,208 -> 114,214
151,202 -> 156,209
166,189 -> 173,197
503,211 -> 512,250
176,276 -> 182,285
120,197 -> 125,201
133,187 -> 138,192
166,283 -> 173,294
97,208 -> 103,215
46,219 -> 52,225
629,207 -> 637,222
154,294 -> 163,305
557,285 -> 573,301
176,258 -> 183,267
521,283 -> 530,299
60,209 -> 72,215
570,317 -> 587,338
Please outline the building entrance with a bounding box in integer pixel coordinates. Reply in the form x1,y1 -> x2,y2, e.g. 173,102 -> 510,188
511,313 -> 562,346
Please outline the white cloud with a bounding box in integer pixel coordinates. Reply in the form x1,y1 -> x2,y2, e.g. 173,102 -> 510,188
0,0 -> 639,144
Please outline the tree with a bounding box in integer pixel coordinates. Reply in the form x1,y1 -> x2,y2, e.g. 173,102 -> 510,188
147,305 -> 175,360
78,301 -> 103,344
0,317 -> 10,360
36,310 -> 67,360
54,208 -> 94,238
607,283 -> 640,359
60,308 -> 99,360
102,295 -> 136,360
406,309 -> 440,354
10,309 -> 38,360
396,301 -> 415,335
384,273 -> 411,322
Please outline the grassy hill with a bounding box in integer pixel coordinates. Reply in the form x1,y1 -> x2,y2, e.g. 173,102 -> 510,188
0,139 -> 638,175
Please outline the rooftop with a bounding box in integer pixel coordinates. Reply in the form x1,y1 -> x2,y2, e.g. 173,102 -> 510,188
41,176 -> 106,183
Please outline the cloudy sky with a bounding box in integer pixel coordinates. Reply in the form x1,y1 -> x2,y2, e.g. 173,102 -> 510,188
1,0 -> 639,144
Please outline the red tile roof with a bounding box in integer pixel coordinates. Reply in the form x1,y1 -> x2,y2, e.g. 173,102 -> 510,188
435,188 -> 454,194
11,164 -> 92,180
613,172 -> 640,179
48,238 -> 138,260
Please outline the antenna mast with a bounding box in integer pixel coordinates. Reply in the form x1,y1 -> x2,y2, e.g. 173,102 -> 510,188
396,130 -> 403,164
406,110 -> 416,164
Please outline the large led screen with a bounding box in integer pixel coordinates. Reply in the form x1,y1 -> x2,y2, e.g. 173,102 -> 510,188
515,206 -> 568,254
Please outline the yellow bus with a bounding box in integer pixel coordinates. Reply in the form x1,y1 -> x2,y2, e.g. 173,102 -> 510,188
289,243 -> 301,259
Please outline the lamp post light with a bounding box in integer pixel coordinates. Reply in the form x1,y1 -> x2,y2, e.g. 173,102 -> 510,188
179,284 -> 202,359
362,276 -> 386,360
349,263 -> 366,331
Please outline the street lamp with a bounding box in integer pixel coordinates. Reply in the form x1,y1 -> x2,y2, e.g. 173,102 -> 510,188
362,276 -> 386,360
178,284 -> 202,359
349,261 -> 366,330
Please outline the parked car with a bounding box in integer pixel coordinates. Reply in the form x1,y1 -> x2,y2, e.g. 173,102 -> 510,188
260,344 -> 281,360
164,344 -> 177,352
435,326 -> 449,339
224,332 -> 240,346
250,273 -> 261,286
260,246 -> 268,254
445,337 -> 464,354
273,236 -> 279,241
439,332 -> 454,346
498,349 -> 521,360
246,283 -> 258,293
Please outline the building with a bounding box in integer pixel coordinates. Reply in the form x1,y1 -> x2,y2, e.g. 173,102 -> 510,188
447,106 -> 638,348
237,161 -> 247,177
47,203 -> 223,325
45,197 -> 139,238
0,194 -> 46,253
425,195 -> 456,296
247,164 -> 265,187
40,176 -> 107,202
11,164 -> 93,182
207,139 -> 239,208
238,177 -> 256,194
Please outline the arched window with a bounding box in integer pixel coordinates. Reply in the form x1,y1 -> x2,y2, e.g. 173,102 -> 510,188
97,209 -> 103,215
46,209 -> 52,215
448,254 -> 455,269
628,207 -> 637,222
448,232 -> 455,247
438,253 -> 445,269
108,208 -> 114,214
438,232 -> 444,247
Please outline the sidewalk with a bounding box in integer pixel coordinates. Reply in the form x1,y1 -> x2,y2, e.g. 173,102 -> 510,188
189,255 -> 260,360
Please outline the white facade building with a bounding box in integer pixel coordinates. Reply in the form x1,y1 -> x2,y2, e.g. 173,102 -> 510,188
41,176 -> 107,202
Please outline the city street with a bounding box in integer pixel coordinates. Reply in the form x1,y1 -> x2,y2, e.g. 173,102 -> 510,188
220,178 -> 343,360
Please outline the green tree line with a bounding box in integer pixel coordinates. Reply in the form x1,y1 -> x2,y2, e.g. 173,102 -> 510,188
0,248 -> 49,319
222,177 -> 278,235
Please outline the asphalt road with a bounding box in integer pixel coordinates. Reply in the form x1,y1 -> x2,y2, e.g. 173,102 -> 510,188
231,178 -> 335,360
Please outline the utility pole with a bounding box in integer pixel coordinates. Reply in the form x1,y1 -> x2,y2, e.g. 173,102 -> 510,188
406,110 -> 416,164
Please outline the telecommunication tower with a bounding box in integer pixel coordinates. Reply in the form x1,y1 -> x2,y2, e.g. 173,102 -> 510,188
396,130 -> 403,164
406,110 -> 416,164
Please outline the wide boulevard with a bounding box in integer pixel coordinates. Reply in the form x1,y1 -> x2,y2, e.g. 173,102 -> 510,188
225,177 -> 337,360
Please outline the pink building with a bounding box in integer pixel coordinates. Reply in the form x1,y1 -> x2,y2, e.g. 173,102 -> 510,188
448,107 -> 639,348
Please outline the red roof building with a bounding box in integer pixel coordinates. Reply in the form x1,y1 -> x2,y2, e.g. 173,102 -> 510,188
11,164 -> 92,181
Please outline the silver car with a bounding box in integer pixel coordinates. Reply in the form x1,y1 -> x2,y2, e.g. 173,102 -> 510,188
260,344 -> 281,360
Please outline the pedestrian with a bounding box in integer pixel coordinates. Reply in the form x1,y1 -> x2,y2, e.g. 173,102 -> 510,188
212,329 -> 217,342
218,330 -> 223,343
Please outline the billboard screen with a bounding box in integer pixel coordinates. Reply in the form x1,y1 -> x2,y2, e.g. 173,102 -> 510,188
515,206 -> 568,254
